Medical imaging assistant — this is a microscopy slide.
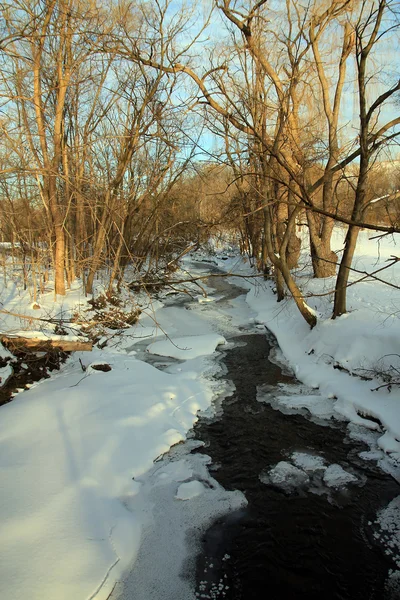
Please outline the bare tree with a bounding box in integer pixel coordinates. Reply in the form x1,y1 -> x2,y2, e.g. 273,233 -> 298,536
307,4 -> 355,277
333,0 -> 400,317
1,0 -> 109,295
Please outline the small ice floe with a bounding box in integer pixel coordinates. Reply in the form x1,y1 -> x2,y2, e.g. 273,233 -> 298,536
260,461 -> 309,493
260,453 -> 360,496
323,464 -> 358,489
147,334 -> 226,360
291,452 -> 326,473
257,383 -> 338,422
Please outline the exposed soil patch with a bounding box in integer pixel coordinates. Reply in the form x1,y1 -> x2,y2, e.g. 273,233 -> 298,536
0,348 -> 67,407
90,363 -> 112,372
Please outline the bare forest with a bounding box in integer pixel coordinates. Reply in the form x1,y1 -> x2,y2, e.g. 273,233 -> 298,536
0,0 -> 399,328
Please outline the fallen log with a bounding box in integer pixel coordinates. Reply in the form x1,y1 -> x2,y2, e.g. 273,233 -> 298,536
1,336 -> 93,352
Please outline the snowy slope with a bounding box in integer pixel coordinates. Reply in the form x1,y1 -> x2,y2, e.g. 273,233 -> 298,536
0,347 -> 218,600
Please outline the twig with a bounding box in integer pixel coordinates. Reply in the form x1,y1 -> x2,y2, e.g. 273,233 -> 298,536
371,382 -> 396,392
69,373 -> 90,388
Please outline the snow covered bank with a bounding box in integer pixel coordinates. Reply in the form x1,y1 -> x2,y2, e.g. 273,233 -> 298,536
213,230 -> 400,464
0,344 -> 223,599
0,258 -> 242,600
147,333 -> 226,360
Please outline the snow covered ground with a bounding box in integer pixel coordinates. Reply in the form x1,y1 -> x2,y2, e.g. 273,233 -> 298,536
1,229 -> 400,600
0,261 -> 248,600
0,348 -> 218,600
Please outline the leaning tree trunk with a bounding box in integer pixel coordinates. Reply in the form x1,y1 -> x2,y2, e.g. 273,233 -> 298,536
276,193 -> 301,270
332,156 -> 368,317
265,204 -> 317,328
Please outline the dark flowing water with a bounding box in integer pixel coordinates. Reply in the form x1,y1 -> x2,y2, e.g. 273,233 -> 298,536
190,281 -> 400,600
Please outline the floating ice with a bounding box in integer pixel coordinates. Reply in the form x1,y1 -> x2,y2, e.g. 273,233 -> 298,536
291,452 -> 326,472
261,461 -> 309,492
323,464 -> 357,488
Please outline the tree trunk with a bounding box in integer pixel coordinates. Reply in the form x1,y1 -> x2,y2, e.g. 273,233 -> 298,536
85,193 -> 112,295
47,175 -> 66,296
286,233 -> 301,270
108,222 -> 126,293
332,223 -> 359,317
54,223 -> 66,296
265,204 -> 316,328
307,211 -> 337,278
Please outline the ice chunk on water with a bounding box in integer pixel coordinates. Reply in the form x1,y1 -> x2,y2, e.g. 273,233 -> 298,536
261,461 -> 309,492
291,452 -> 326,472
323,464 -> 357,488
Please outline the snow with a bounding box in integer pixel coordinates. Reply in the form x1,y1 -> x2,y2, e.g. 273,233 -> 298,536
373,495 -> 400,568
261,461 -> 310,492
0,342 -> 16,388
323,464 -> 358,488
0,346 -> 217,600
378,431 -> 400,454
147,334 -> 226,360
218,229 -> 400,463
0,257 -> 244,600
10,330 -> 85,342
0,363 -> 13,387
175,479 -> 206,500
0,278 -> 88,334
1,228 -> 400,598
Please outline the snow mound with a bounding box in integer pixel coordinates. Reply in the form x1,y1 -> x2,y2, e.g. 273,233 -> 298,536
323,464 -> 358,488
175,480 -> 205,500
378,431 -> 400,455
147,334 -> 226,360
